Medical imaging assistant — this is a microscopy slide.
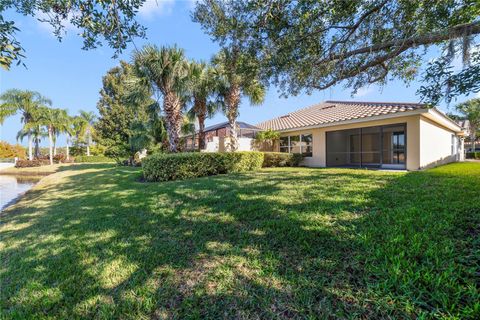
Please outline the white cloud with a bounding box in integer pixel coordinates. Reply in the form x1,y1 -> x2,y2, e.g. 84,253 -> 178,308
138,0 -> 176,19
353,86 -> 374,97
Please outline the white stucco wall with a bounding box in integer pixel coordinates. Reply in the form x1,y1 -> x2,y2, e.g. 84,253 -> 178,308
419,116 -> 461,169
202,137 -> 255,152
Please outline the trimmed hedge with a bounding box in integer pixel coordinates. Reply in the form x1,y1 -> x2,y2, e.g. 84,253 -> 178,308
262,152 -> 303,167
15,159 -> 42,168
143,152 -> 264,182
75,155 -> 115,163
466,152 -> 480,160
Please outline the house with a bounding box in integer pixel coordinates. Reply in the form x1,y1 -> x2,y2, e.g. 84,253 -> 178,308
183,121 -> 262,152
257,100 -> 465,170
457,119 -> 479,152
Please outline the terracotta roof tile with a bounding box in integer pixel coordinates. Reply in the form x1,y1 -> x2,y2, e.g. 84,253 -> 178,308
256,100 -> 427,131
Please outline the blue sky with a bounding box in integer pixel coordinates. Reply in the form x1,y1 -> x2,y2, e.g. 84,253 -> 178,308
0,0 -> 475,147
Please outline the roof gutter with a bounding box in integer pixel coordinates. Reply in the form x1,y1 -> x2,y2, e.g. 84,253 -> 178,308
424,108 -> 463,133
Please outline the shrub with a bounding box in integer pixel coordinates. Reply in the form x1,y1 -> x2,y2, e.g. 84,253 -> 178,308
69,145 -> 106,157
142,151 -> 264,182
53,154 -> 66,163
15,159 -> 41,168
466,152 -> 480,159
0,142 -> 26,159
75,155 -> 115,163
262,152 -> 303,167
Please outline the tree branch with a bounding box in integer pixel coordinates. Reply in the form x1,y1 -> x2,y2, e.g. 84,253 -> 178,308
312,45 -> 411,90
320,21 -> 480,64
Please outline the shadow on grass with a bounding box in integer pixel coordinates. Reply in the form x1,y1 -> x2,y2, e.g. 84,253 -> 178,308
1,163 -> 479,319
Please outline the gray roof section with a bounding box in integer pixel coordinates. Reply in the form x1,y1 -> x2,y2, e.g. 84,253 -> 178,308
203,121 -> 261,133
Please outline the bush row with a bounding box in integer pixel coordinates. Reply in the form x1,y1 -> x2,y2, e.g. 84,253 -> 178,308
15,159 -> 45,168
466,152 -> 480,160
75,155 -> 115,163
142,152 -> 265,182
142,151 -> 304,182
262,152 -> 303,167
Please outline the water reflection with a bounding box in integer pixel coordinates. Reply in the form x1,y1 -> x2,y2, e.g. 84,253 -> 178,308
0,175 -> 41,210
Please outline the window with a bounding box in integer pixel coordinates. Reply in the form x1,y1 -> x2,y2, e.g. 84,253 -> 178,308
279,134 -> 313,156
302,134 -> 313,157
279,136 -> 289,153
451,134 -> 456,156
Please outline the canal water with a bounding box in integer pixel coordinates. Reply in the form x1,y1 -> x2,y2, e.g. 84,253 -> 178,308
0,175 -> 41,210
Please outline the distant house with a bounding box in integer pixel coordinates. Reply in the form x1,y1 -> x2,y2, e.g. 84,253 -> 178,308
457,119 -> 480,152
183,121 -> 262,151
257,100 -> 465,170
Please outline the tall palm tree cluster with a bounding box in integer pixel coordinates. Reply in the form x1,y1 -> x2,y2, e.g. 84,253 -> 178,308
131,45 -> 265,152
0,89 -> 96,165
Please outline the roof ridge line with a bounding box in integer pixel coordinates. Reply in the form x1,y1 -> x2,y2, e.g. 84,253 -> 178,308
324,100 -> 426,106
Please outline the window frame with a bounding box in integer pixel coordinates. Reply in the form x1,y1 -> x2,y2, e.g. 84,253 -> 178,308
279,133 -> 313,157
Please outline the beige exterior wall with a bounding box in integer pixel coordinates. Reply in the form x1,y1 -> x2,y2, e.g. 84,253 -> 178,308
276,112 -> 464,170
277,115 -> 422,170
419,116 -> 461,169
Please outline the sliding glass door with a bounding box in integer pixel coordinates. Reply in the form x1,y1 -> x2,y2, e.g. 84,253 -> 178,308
326,124 -> 406,169
381,125 -> 406,168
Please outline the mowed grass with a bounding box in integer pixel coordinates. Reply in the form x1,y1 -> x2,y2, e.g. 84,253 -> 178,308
1,163 -> 479,319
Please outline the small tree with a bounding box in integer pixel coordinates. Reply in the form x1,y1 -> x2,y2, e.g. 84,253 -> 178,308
456,98 -> 480,151
255,129 -> 280,151
212,48 -> 266,151
133,45 -> 189,152
0,89 -> 51,160
78,110 -> 96,156
186,61 -> 220,150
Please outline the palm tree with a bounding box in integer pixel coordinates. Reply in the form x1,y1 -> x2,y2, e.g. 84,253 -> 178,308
456,98 -> 480,151
64,116 -> 76,161
132,45 -> 189,152
36,106 -> 54,165
0,89 -> 51,160
212,48 -> 266,151
78,110 -> 96,156
16,124 -> 46,159
37,107 -> 68,165
186,61 -> 220,150
51,109 -> 70,156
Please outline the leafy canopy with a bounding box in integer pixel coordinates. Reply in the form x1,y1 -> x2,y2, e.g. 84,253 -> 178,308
95,61 -> 165,160
1,0 -> 149,69
0,89 -> 51,124
455,98 -> 480,142
193,0 -> 480,104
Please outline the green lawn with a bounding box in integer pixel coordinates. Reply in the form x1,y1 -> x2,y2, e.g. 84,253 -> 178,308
1,163 -> 479,319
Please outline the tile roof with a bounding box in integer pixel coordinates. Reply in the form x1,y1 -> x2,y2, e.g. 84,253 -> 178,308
256,100 -> 427,131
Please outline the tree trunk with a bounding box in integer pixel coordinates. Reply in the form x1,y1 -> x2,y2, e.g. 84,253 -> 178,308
225,84 -> 241,151
53,139 -> 57,156
163,91 -> 183,152
48,126 -> 53,165
87,144 -> 90,156
198,114 -> 206,151
34,138 -> 40,159
472,129 -> 477,151
195,98 -> 207,151
66,137 -> 70,160
28,133 -> 33,160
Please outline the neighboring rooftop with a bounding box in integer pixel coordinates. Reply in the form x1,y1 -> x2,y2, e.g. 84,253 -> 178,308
256,100 -> 428,131
203,121 -> 261,132
456,119 -> 470,133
